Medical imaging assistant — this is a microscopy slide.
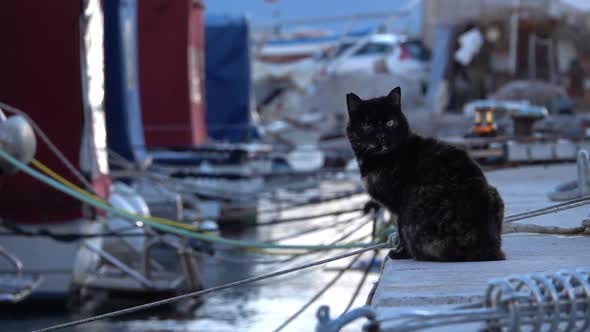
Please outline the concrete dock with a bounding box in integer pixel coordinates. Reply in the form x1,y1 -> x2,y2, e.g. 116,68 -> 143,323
369,163 -> 590,330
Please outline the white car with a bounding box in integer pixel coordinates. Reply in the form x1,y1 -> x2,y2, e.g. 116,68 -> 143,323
321,34 -> 431,93
323,34 -> 401,73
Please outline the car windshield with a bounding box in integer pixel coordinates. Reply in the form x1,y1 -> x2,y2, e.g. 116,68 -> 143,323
319,42 -> 354,60
353,42 -> 393,56
333,42 -> 354,57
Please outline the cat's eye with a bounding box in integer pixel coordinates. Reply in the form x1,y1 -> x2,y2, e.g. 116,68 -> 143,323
386,120 -> 397,127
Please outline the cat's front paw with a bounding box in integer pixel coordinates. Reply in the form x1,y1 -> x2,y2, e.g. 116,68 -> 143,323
387,247 -> 411,260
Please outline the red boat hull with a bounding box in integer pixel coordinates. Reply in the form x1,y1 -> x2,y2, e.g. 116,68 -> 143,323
138,0 -> 207,148
0,1 -> 109,223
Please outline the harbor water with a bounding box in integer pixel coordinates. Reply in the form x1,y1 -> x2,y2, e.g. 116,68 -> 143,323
1,184 -> 378,332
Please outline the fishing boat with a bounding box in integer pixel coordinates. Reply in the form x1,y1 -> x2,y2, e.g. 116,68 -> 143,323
0,0 -> 205,305
0,0 -> 110,301
68,0 -> 205,308
135,7 -> 274,225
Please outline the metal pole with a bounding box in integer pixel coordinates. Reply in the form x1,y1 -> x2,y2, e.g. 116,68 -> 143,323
528,34 -> 536,80
509,0 -> 520,76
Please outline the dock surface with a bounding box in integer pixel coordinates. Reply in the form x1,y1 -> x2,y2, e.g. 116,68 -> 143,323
370,163 -> 590,329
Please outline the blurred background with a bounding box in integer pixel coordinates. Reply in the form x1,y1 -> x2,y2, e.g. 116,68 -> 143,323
1,0 -> 590,331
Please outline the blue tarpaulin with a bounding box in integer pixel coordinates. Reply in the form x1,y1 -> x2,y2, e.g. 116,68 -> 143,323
104,0 -> 147,163
205,14 -> 257,143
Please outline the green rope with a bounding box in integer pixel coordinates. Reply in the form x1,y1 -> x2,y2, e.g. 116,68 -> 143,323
0,149 -> 374,251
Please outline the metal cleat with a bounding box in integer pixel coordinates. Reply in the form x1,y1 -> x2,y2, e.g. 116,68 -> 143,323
369,267 -> 590,332
547,149 -> 590,201
315,305 -> 379,332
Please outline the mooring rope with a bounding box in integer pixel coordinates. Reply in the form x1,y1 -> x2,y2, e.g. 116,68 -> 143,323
504,195 -> 590,223
32,240 -> 393,332
38,152 -> 366,226
245,217 -> 374,258
26,147 -> 590,228
3,103 -> 590,331
268,214 -> 368,242
0,102 -> 364,229
214,216 -> 373,267
243,207 -> 364,228
30,157 -> 202,231
271,252 -> 366,332
0,149 -> 377,251
211,236 -> 373,292
232,189 -> 364,219
343,250 -> 379,314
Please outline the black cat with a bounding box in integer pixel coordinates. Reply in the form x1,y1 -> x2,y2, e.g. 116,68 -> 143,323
346,87 -> 505,262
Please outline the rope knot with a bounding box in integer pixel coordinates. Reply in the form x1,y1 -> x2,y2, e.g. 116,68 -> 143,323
386,231 -> 400,250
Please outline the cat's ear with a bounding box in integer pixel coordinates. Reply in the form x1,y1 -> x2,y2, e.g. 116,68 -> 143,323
346,93 -> 362,114
387,87 -> 401,106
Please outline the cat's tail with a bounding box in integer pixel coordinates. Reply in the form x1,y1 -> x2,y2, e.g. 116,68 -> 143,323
488,186 -> 504,228
486,185 -> 506,260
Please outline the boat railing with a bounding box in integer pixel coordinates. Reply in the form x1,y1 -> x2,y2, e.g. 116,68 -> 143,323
0,244 -> 42,303
80,229 -> 201,293
0,244 -> 23,275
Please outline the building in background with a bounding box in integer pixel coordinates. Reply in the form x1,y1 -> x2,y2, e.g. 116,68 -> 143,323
422,0 -> 590,113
